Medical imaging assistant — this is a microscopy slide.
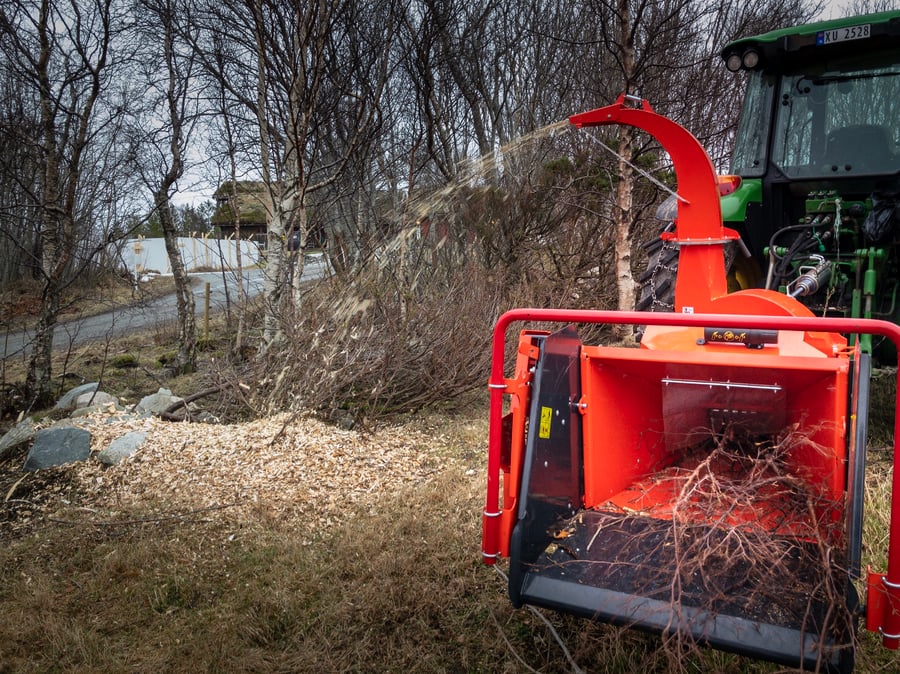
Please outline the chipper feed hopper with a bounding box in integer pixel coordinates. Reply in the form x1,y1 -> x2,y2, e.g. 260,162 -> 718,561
481,95 -> 900,671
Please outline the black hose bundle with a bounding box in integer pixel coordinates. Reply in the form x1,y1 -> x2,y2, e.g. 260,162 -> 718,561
864,192 -> 900,243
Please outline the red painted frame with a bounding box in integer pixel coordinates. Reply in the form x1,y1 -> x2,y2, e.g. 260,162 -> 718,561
482,308 -> 900,649
484,94 -> 900,649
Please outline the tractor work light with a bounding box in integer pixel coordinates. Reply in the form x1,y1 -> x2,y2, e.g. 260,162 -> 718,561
725,49 -> 761,71
742,49 -> 761,69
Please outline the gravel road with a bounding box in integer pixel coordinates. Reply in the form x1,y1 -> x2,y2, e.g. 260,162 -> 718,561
1,258 -> 327,359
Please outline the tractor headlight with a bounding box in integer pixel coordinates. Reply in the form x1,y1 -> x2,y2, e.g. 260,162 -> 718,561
725,49 -> 762,72
742,49 -> 760,69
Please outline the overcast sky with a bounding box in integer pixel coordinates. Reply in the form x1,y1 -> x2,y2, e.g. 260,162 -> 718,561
819,0 -> 900,19
171,0 -> 900,208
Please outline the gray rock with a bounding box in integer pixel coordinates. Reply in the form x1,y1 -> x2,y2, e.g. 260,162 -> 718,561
47,419 -> 80,430
98,431 -> 147,466
193,410 -> 220,424
0,418 -> 35,461
136,388 -> 182,415
104,414 -> 138,425
75,391 -> 118,409
330,409 -> 355,430
69,407 -> 97,419
54,382 -> 99,410
23,427 -> 92,471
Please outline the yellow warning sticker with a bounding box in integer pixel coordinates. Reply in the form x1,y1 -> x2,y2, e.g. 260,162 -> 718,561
539,406 -> 552,439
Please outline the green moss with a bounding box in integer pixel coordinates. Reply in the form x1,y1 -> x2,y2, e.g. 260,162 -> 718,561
110,353 -> 139,369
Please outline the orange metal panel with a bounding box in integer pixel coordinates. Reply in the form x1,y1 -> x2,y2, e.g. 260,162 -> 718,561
579,341 -> 849,513
496,331 -> 544,557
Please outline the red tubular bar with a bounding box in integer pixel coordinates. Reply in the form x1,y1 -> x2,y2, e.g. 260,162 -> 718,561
483,308 -> 900,650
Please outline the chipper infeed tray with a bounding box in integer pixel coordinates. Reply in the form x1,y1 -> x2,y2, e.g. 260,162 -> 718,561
498,317 -> 858,670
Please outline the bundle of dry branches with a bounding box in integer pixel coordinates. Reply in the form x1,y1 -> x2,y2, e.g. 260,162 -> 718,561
584,423 -> 856,672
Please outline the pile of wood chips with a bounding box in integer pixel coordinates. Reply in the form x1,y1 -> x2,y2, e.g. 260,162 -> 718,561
62,411 -> 452,540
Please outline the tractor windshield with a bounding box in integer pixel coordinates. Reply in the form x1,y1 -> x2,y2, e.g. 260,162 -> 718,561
770,50 -> 900,179
731,71 -> 776,177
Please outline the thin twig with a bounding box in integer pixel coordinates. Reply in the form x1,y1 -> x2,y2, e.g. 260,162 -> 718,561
2,498 -> 36,507
493,566 -> 585,674
488,606 -> 544,674
160,384 -> 230,421
4,474 -> 28,501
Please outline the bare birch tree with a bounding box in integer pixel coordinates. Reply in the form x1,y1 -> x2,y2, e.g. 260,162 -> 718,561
0,0 -> 125,406
0,73 -> 42,287
573,0 -> 819,321
574,0 -> 710,319
133,0 -> 199,373
193,0 -> 395,347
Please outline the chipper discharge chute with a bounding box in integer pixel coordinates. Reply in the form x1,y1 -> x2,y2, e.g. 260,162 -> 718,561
482,95 -> 900,672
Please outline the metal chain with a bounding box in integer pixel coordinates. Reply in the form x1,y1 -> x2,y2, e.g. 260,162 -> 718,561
651,241 -> 677,310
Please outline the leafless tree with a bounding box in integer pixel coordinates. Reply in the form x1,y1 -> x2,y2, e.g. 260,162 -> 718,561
845,0 -> 897,14
192,0 -> 395,347
391,1 -> 595,277
397,0 -> 586,179
0,72 -> 43,287
0,0 -> 839,419
566,0 -> 713,319
0,0 -> 131,407
207,46 -> 249,356
561,0 -> 821,321
669,0 -> 821,167
132,0 -> 201,373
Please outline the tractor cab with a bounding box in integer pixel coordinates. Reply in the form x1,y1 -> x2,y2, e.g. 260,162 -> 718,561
720,12 -> 900,325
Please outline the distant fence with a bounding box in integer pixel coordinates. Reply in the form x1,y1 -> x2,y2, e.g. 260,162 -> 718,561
120,235 -> 262,276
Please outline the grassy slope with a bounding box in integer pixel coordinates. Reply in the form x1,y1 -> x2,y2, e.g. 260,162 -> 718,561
6,406 -> 897,673
0,466 -> 783,674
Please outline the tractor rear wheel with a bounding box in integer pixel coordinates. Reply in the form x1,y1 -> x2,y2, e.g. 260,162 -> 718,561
635,225 -> 678,313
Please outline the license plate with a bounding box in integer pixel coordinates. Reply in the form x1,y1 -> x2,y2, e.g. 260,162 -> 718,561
817,23 -> 871,45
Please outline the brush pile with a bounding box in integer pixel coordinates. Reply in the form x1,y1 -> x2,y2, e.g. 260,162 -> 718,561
540,423 -> 856,667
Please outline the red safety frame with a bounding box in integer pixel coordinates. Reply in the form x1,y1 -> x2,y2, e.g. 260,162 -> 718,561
482,308 -> 900,651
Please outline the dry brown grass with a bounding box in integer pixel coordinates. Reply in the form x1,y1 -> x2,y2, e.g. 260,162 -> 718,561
0,413 -> 517,672
8,405 -> 894,673
3,320 -> 899,672
1,306 -> 221,434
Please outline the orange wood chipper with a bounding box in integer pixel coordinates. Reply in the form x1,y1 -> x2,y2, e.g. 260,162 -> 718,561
481,95 -> 900,672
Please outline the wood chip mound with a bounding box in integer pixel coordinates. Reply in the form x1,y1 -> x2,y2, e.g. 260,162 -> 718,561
67,412 -> 450,539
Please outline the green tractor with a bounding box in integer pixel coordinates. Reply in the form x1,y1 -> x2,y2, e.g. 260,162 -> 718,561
638,10 -> 900,355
